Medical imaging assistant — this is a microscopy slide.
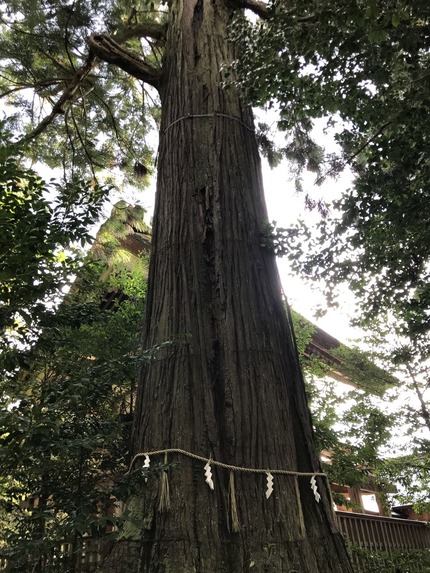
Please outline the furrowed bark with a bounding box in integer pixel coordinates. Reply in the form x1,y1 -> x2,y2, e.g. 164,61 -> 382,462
108,1 -> 355,571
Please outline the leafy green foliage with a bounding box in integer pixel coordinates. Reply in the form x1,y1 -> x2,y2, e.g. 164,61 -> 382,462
0,0 -> 158,179
349,546 -> 430,573
0,247 -> 150,569
260,221 -> 292,257
291,310 -> 395,501
0,132 -> 107,344
0,201 -> 156,569
354,315 -> 430,511
308,376 -> 394,498
383,453 -> 430,513
233,0 -> 430,339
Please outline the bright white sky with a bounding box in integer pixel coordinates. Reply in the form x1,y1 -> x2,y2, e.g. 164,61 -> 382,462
259,113 -> 363,345
262,156 -> 361,344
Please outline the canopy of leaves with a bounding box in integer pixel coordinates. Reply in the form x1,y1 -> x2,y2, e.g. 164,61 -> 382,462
353,315 -> 430,512
295,309 -> 430,512
0,132 -> 107,344
291,310 -> 396,502
1,0 -> 428,335
0,0 -> 159,180
0,205 -> 153,569
233,0 -> 430,339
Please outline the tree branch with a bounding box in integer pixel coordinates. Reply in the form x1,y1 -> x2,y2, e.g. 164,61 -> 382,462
0,78 -> 64,99
233,1 -> 317,23
117,22 -> 167,43
88,34 -> 161,88
232,0 -> 269,19
18,52 -> 97,145
18,27 -> 162,146
315,121 -> 392,185
69,106 -> 103,176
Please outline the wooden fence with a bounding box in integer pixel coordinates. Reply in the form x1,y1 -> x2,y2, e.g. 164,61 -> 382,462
337,511 -> 430,572
0,537 -> 104,572
2,513 -> 430,571
336,510 -> 430,552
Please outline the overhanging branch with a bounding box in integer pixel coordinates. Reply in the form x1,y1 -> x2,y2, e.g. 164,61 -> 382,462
17,27 -> 162,146
117,22 -> 167,43
232,1 -> 316,23
232,0 -> 269,19
19,52 -> 97,145
88,34 -> 161,88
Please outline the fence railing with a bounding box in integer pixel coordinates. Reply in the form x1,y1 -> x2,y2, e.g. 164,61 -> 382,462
336,510 -> 430,552
2,513 -> 430,571
0,537 -> 104,572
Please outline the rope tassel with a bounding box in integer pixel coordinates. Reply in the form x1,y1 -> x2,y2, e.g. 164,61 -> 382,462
158,453 -> 170,512
228,471 -> 240,533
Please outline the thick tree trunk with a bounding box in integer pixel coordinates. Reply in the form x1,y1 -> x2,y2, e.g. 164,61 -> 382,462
125,1 -> 354,571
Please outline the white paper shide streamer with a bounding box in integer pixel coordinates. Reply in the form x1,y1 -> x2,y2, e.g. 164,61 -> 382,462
204,461 -> 214,490
143,454 -> 150,482
310,475 -> 321,503
266,472 -> 274,499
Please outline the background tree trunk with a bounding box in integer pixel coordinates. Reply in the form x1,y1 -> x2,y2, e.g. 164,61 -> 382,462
126,1 -> 354,571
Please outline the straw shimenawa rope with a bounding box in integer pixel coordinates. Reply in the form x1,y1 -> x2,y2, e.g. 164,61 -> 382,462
127,448 -> 327,478
129,448 -> 332,530
162,113 -> 255,135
